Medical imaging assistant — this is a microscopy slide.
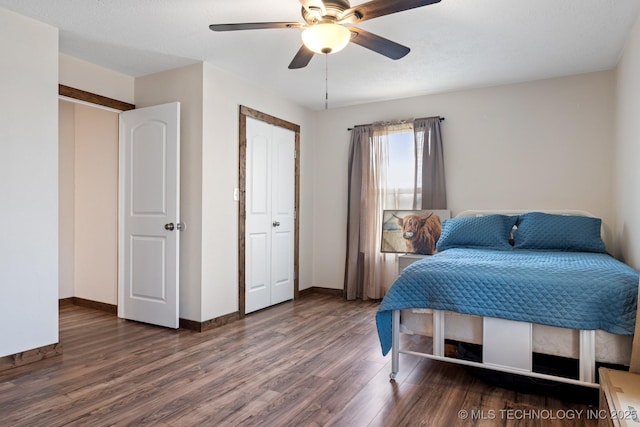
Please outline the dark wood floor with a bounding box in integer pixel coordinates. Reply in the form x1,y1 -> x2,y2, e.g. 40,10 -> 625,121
1,294 -> 599,426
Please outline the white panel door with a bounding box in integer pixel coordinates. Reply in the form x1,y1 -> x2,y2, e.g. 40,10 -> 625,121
119,102 -> 180,328
270,126 -> 295,305
245,117 -> 295,314
245,119 -> 272,314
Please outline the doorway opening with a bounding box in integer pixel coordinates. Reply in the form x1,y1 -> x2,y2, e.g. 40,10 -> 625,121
58,85 -> 134,311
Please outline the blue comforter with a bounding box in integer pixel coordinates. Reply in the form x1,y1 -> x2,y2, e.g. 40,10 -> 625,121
376,248 -> 639,355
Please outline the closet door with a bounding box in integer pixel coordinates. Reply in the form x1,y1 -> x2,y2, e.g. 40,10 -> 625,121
269,125 -> 295,306
245,117 -> 295,313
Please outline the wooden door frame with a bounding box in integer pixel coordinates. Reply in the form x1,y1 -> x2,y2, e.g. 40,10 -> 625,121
59,85 -> 135,111
238,105 -> 300,317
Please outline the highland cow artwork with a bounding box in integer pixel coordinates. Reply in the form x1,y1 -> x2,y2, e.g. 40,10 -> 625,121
381,210 -> 450,255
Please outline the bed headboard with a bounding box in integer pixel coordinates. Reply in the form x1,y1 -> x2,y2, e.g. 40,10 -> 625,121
455,209 -> 595,218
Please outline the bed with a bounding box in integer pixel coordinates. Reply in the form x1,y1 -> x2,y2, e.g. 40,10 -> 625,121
375,210 -> 640,388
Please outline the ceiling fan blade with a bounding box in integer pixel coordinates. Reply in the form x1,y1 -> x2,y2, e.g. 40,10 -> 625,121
288,45 -> 315,69
348,28 -> 410,60
339,0 -> 440,24
209,22 -> 305,31
299,0 -> 326,16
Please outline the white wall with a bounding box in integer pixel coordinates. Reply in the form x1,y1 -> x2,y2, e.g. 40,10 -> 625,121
58,102 -> 119,304
0,9 -> 59,357
200,63 -> 314,321
135,62 -> 315,322
59,53 -> 135,105
311,71 -> 616,290
73,104 -> 119,304
135,63 -> 205,322
58,55 -> 137,304
615,14 -> 640,269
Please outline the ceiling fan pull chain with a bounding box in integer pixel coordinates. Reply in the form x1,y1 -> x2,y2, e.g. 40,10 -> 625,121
325,53 -> 329,110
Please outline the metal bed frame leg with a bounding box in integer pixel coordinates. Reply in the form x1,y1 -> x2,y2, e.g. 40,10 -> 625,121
390,310 -> 400,380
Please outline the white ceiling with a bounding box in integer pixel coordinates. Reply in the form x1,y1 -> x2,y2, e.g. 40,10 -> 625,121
2,0 -> 639,110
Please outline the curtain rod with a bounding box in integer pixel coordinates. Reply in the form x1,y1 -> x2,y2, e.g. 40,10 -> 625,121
347,116 -> 445,131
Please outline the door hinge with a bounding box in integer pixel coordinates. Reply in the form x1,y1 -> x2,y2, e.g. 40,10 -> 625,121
293,210 -> 297,220
294,149 -> 297,159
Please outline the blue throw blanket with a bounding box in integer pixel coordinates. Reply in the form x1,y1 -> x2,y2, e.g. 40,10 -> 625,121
376,248 -> 639,355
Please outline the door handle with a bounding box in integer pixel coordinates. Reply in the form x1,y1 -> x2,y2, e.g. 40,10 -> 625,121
272,221 -> 281,227
164,223 -> 175,231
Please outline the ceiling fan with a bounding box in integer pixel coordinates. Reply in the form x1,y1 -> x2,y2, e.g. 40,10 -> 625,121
209,0 -> 442,69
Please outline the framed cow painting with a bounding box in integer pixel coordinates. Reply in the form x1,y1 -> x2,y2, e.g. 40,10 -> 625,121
381,209 -> 450,255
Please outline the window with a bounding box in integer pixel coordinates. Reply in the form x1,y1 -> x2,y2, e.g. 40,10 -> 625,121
383,125 -> 420,210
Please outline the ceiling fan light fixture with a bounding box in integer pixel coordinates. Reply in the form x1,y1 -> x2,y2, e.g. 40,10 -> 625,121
302,23 -> 351,54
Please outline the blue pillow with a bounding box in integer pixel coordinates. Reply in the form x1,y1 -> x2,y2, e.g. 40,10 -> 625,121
436,215 -> 517,251
513,212 -> 606,253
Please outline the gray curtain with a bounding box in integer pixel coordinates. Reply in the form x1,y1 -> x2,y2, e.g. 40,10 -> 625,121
344,125 -> 397,300
344,126 -> 369,300
344,119 -> 447,300
414,117 -> 447,209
